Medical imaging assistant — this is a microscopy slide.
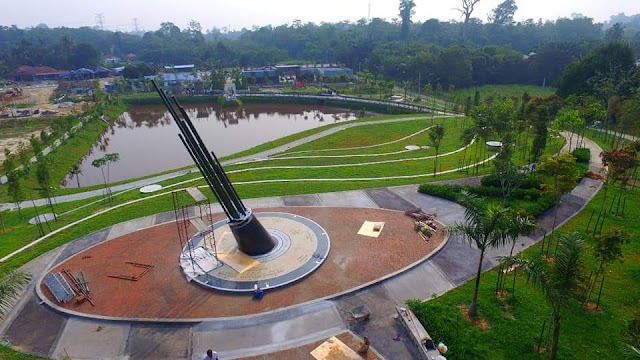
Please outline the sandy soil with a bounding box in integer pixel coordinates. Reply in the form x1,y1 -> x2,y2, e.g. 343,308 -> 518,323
0,130 -> 42,162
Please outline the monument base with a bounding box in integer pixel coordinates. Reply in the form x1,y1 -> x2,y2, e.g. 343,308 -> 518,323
230,212 -> 277,256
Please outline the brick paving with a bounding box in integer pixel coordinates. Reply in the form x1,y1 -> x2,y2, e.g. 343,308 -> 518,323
41,207 -> 444,319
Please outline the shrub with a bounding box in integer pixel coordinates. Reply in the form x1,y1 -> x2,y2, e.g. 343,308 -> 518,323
419,184 -> 541,201
572,147 -> 591,163
481,173 -> 541,189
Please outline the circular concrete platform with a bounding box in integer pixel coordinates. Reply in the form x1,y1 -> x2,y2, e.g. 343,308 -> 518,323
28,213 -> 56,224
139,184 -> 163,193
183,212 -> 330,292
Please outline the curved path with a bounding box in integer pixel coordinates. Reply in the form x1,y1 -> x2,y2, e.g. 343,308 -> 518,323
0,134 -> 605,359
1,115 -> 459,211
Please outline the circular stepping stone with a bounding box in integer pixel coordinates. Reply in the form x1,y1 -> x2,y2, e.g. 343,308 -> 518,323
421,146 -> 430,150
140,184 -> 163,193
28,213 -> 57,224
486,141 -> 503,150
405,145 -> 421,151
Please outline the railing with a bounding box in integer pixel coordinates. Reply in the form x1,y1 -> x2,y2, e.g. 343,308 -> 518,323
237,92 -> 458,115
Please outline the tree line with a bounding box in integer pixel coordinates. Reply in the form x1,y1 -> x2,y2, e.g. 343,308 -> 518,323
0,2 -> 639,87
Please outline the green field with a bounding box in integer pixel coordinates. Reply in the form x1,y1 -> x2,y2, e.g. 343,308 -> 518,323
408,139 -> 639,359
449,84 -> 557,103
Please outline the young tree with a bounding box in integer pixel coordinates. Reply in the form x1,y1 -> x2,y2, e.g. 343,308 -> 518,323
503,232 -> 585,360
428,125 -> 445,175
553,108 -> 584,151
69,164 -> 83,188
537,154 -> 579,245
456,0 -> 481,40
92,152 -> 120,202
584,226 -> 631,302
35,154 -> 57,219
3,150 -> 28,219
448,192 -> 509,317
398,0 -> 416,40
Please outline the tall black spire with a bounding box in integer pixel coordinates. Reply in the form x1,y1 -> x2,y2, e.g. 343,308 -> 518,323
152,81 -> 276,255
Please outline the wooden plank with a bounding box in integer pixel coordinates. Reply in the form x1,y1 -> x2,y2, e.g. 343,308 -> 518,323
186,187 -> 208,203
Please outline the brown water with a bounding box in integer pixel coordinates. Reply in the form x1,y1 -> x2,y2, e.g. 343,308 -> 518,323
62,103 -> 359,188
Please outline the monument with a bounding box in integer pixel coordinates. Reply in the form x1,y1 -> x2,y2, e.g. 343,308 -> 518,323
152,81 -> 330,292
152,80 -> 275,256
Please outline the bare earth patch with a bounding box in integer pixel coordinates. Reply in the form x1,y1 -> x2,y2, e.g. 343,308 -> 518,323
459,305 -> 491,331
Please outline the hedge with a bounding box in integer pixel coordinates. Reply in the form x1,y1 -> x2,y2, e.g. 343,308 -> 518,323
418,183 -> 555,216
571,147 -> 591,164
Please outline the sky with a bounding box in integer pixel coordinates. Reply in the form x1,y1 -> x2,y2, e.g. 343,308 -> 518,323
0,0 -> 637,32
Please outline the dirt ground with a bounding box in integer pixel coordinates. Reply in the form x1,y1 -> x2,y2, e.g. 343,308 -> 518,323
0,130 -> 42,161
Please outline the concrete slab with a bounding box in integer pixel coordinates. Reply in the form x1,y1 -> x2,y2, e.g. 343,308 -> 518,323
364,188 -> 414,211
192,304 -> 345,359
244,196 -> 285,209
4,294 -> 67,357
282,195 -> 321,206
431,233 -> 494,286
383,262 -> 454,303
106,215 -> 157,240
54,228 -> 111,264
316,190 -> 379,208
51,318 -> 130,359
155,210 -> 176,225
334,286 -> 421,359
125,324 -> 190,359
391,186 -> 465,225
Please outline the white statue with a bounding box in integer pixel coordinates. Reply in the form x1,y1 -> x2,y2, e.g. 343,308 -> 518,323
223,78 -> 237,101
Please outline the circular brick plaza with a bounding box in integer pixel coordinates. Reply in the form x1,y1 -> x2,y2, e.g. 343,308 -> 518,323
38,207 -> 446,321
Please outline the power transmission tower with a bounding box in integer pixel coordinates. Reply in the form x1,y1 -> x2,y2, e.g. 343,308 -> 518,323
95,13 -> 104,30
368,3 -> 371,21
133,18 -> 140,32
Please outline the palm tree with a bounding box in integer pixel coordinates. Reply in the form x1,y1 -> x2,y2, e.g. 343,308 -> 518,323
0,270 -> 30,319
428,125 -> 445,175
504,211 -> 540,256
448,192 -> 510,317
501,232 -> 584,360
69,163 -> 83,188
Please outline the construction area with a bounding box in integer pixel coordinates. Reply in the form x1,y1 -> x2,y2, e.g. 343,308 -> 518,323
38,205 -> 445,320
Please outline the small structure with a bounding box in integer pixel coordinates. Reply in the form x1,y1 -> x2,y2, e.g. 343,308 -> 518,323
223,78 -> 237,101
243,66 -> 279,84
8,65 -> 63,82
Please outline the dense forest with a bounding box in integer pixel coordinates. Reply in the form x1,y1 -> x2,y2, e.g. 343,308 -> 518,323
1,0 -> 639,88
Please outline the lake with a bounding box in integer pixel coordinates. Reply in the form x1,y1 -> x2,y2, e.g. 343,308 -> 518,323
62,103 -> 360,188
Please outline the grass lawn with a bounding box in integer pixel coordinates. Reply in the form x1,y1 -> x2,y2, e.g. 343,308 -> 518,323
408,143 -> 639,359
0,117 -> 55,141
447,84 -> 557,103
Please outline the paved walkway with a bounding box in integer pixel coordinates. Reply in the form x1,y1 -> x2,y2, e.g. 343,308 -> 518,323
1,114 -> 458,211
0,135 -> 605,359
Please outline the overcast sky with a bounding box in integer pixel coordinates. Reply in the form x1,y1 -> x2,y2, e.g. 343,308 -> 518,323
1,0 -> 637,32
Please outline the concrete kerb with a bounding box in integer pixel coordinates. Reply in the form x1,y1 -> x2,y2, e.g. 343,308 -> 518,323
34,207 -> 451,324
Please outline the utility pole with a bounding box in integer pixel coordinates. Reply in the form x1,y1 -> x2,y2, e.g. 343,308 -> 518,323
95,13 -> 104,30
418,72 -> 421,98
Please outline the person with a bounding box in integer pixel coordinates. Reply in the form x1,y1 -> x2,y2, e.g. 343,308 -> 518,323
357,336 -> 370,354
253,284 -> 265,300
203,349 -> 218,360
